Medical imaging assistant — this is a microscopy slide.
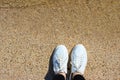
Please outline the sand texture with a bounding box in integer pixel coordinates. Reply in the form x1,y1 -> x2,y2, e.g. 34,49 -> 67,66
0,0 -> 120,80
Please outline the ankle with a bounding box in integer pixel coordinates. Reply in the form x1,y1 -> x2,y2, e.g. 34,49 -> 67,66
58,72 -> 66,79
72,72 -> 83,78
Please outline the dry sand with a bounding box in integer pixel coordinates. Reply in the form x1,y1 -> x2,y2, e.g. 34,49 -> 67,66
0,0 -> 120,80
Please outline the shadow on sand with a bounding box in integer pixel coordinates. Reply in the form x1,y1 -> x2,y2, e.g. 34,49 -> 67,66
44,49 -> 55,80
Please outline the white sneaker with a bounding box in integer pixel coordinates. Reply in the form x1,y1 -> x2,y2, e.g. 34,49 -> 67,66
71,44 -> 87,75
53,45 -> 68,74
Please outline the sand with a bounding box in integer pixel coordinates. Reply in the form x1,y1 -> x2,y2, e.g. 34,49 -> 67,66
0,0 -> 120,80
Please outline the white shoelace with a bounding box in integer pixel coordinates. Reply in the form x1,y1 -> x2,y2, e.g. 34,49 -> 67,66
72,55 -> 84,72
57,57 -> 67,72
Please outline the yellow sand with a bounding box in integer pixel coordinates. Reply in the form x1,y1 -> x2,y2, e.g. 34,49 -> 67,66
0,0 -> 120,80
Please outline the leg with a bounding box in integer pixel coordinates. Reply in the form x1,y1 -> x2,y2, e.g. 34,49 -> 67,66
72,73 -> 85,80
73,75 -> 85,80
53,73 -> 65,80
